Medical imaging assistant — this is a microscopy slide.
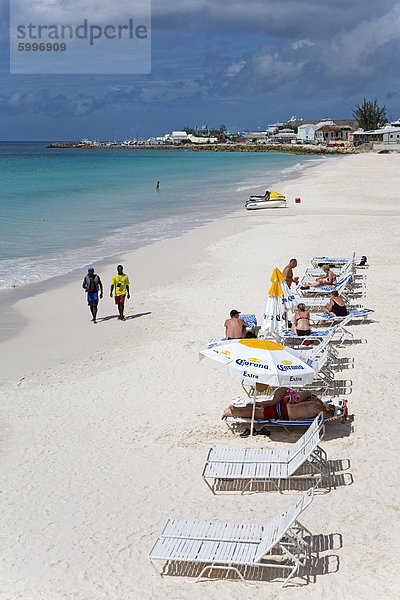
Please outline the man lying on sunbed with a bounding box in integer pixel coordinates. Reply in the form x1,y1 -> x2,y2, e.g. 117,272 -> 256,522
221,386 -> 334,421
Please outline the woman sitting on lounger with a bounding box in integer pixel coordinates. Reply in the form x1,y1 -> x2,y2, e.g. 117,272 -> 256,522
292,303 -> 311,336
221,386 -> 335,421
324,291 -> 348,317
310,264 -> 337,288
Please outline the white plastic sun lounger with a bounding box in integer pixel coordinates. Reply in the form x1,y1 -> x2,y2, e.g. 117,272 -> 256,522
203,414 -> 326,494
224,397 -> 348,433
311,254 -> 367,267
149,488 -> 314,587
302,254 -> 354,285
280,315 -> 352,347
297,272 -> 355,298
240,314 -> 257,334
294,296 -> 353,311
309,308 -> 374,324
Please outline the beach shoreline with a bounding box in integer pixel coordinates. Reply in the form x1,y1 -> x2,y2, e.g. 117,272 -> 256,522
1,152 -> 400,599
0,152 -> 331,345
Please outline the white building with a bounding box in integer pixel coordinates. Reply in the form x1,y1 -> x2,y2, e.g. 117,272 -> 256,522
297,119 -> 335,143
271,129 -> 298,143
239,131 -> 270,141
187,134 -> 218,144
352,123 -> 400,146
297,124 -> 317,142
170,131 -> 190,141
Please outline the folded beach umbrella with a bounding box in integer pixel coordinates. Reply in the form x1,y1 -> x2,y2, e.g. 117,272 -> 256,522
199,338 -> 316,434
262,267 -> 296,333
280,279 -> 298,312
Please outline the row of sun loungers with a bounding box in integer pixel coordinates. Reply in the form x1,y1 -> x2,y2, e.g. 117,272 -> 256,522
310,254 -> 367,267
150,413 -> 343,585
149,253 -> 367,587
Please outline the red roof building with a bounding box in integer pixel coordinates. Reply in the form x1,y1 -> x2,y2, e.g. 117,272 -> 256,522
315,124 -> 353,144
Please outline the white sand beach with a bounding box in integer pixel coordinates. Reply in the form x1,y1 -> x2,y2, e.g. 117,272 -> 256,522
1,153 -> 400,599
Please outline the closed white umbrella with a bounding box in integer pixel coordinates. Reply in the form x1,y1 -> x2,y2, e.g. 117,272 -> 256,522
262,267 -> 295,334
280,279 -> 298,312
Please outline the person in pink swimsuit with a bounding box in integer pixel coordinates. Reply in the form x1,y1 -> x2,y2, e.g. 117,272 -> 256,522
222,387 -> 334,420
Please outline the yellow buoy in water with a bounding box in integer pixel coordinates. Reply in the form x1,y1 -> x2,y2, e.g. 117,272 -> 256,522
42,218 -> 45,221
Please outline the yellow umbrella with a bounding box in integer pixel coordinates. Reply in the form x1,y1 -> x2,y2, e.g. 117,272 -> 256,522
268,267 -> 285,297
263,267 -> 297,333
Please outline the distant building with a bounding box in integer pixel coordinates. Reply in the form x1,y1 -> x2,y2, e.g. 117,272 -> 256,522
239,131 -> 270,141
314,125 -> 353,144
290,118 -> 357,130
352,123 -> 400,146
297,119 -> 334,142
297,123 -> 318,142
187,134 -> 218,144
170,131 -> 190,141
271,129 -> 298,143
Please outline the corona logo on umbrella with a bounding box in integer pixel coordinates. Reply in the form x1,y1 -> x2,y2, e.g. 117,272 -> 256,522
199,337 -> 315,387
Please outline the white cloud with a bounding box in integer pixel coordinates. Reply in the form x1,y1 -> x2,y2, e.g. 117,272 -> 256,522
226,60 -> 247,76
291,39 -> 315,50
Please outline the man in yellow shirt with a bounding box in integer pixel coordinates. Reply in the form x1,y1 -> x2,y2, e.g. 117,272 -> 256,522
110,264 -> 130,321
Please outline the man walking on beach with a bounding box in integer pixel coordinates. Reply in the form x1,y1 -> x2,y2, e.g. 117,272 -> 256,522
224,310 -> 248,339
82,267 -> 103,324
283,258 -> 299,288
110,264 -> 130,321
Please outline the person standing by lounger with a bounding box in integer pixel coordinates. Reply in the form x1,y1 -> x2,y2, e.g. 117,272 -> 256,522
283,258 -> 299,288
82,267 -> 103,324
110,265 -> 130,321
224,310 -> 248,339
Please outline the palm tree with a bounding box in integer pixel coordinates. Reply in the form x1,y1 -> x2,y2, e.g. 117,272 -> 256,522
352,98 -> 387,131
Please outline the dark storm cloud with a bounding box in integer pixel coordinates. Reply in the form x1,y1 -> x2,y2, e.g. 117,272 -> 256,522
0,0 -> 399,130
0,86 -> 143,116
153,0 -> 396,38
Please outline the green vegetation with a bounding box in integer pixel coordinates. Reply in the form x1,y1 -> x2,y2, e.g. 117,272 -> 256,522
352,98 -> 387,131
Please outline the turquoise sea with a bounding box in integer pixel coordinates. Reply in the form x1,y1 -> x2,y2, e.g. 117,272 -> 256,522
0,142 -> 322,291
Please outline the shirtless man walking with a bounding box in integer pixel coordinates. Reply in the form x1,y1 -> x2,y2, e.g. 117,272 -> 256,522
224,310 -> 248,339
282,258 -> 299,288
82,267 -> 103,323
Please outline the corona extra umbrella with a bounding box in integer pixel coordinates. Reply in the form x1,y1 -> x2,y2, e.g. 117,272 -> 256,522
261,267 -> 297,334
199,338 -> 315,434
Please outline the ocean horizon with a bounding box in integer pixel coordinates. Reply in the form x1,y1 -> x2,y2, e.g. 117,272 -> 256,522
0,142 -> 324,292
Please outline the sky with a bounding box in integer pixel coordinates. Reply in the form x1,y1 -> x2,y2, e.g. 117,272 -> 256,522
1,0 -> 400,140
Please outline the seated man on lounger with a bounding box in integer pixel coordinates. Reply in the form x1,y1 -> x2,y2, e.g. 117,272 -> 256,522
224,310 -> 248,339
222,386 -> 335,421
